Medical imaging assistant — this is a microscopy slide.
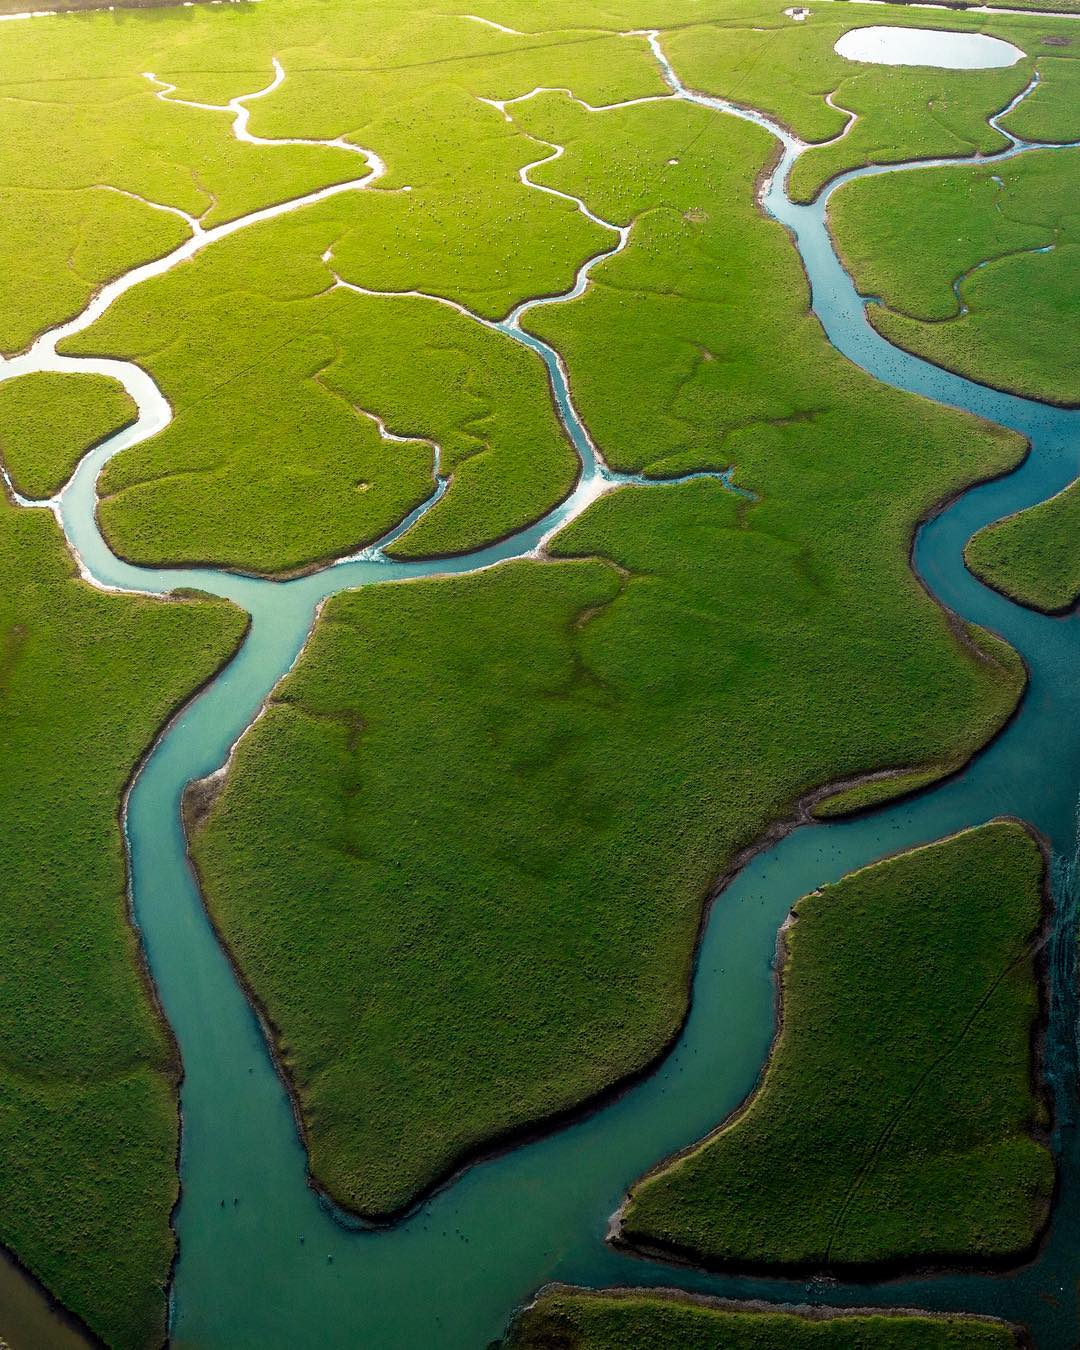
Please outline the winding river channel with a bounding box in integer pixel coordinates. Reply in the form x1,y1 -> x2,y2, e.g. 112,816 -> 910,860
4,19 -> 1080,1349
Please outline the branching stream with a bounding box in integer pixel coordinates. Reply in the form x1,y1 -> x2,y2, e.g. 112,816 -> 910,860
2,23 -> 1080,1349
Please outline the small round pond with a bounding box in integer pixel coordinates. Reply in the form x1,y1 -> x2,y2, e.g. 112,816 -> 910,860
835,25 -> 1024,67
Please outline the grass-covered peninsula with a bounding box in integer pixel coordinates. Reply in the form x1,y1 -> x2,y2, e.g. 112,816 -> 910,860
617,822 -> 1053,1273
67,264 -> 583,572
503,1288 -> 1023,1349
0,371 -> 136,499
190,458 -> 1026,1222
966,479 -> 1080,614
0,488 -> 246,1346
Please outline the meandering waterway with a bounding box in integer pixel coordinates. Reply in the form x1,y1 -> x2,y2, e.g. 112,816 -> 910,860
3,23 -> 1080,1350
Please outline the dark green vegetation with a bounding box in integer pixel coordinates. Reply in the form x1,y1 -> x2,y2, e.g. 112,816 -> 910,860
619,823 -> 1053,1271
0,488 -> 246,1346
0,371 -> 136,499
192,468 -> 1025,1222
830,149 -> 1080,405
185,18 -> 1043,1222
503,1288 -> 1021,1349
966,479 -> 1080,612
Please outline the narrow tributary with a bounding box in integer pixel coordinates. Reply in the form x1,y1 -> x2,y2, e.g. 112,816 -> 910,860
2,29 -> 1080,1350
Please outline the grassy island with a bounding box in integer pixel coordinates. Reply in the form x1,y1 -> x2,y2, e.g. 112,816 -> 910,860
503,1288 -> 1023,1349
0,372 -> 136,499
0,489 -> 246,1346
966,479 -> 1080,614
617,822 -> 1053,1274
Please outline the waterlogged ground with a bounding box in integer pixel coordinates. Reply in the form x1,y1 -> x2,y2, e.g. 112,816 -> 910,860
0,2 -> 1079,1348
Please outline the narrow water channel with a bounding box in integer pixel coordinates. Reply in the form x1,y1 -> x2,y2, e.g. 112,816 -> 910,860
2,28 -> 1080,1350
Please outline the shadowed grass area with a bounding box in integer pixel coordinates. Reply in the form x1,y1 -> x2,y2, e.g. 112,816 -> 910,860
503,1287 -> 1023,1348
0,371 -> 136,498
966,477 -> 1080,613
618,822 -> 1053,1272
0,490 -> 246,1347
830,148 -> 1080,405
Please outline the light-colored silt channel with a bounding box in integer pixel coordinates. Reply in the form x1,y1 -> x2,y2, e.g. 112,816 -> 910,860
3,20 -> 1080,1350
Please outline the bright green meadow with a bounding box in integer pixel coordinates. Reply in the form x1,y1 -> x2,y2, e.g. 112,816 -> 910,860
0,371 -> 136,499
503,1288 -> 1022,1349
66,251 -> 583,572
181,7 -> 1041,1223
618,823 -> 1053,1271
0,0 -> 1071,1338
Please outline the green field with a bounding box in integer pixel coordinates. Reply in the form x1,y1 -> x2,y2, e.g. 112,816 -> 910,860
0,0 -> 224,11
830,148 -> 1080,406
0,372 -> 136,499
16,0 -> 1070,573
618,823 -> 1053,1271
503,1288 -> 1022,1349
966,478 -> 1080,612
0,490 -> 246,1347
649,7 -> 1080,205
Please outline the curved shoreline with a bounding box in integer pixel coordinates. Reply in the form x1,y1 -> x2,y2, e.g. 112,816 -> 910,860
962,479 -> 1080,616
180,720 -> 1029,1231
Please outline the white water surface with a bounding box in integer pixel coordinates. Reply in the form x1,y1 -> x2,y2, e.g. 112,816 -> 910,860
835,24 -> 1025,65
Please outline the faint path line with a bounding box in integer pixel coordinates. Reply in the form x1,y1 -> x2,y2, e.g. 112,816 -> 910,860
824,939 -> 1038,1261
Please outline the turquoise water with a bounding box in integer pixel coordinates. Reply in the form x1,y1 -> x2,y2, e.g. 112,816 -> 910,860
8,37 -> 1080,1350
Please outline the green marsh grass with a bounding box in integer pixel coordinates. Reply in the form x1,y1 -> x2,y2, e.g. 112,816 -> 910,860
0,371 -> 136,498
504,1287 -> 1022,1348
830,148 -> 1080,406
0,492 -> 245,1346
966,478 -> 1080,613
187,58 -> 1037,1222
619,823 -> 1053,1270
